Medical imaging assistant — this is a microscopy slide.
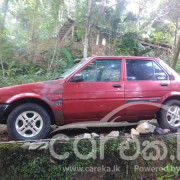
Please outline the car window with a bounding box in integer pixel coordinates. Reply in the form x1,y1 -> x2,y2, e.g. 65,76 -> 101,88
153,62 -> 167,80
126,60 -> 167,81
81,59 -> 121,82
59,58 -> 88,79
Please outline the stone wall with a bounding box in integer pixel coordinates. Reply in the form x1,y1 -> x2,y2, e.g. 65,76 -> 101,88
0,136 -> 180,180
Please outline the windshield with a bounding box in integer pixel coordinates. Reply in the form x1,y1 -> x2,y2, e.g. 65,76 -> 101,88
58,59 -> 87,79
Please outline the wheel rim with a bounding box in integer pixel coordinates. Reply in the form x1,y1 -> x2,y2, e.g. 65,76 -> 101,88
166,105 -> 180,127
15,111 -> 43,138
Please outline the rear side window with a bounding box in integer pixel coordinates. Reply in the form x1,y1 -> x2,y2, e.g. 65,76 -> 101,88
81,59 -> 121,82
126,60 -> 167,81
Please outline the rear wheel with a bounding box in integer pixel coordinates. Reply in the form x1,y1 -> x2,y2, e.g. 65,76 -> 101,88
7,103 -> 51,141
157,100 -> 180,132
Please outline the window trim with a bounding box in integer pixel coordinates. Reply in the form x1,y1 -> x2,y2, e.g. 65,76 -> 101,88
125,59 -> 169,81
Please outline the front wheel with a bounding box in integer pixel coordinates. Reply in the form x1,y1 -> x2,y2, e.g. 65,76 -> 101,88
7,103 -> 51,141
157,100 -> 180,132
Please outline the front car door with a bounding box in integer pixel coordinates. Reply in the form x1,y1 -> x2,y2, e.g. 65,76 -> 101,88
124,58 -> 171,120
63,58 -> 125,124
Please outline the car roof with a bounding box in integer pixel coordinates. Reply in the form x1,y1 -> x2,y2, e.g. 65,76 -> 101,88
90,56 -> 158,60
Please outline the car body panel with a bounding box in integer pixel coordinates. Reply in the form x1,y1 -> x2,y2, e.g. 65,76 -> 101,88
63,57 -> 125,123
0,80 -> 65,125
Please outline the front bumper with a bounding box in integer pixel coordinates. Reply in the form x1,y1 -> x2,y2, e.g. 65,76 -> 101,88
0,105 -> 8,123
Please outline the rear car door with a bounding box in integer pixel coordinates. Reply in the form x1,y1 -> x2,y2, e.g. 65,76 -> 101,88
63,58 -> 125,124
125,59 -> 171,119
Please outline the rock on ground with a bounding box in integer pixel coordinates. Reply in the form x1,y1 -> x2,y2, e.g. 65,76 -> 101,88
29,141 -> 49,150
83,133 -> 91,139
106,131 -> 119,138
124,133 -> 131,138
136,122 -> 156,134
154,127 -> 170,135
131,128 -> 139,137
0,125 -> 7,135
91,133 -> 99,138
38,142 -> 49,150
21,142 -> 31,150
100,134 -> 105,138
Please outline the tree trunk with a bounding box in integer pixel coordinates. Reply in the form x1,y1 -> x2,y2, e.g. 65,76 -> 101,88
31,0 -> 38,42
83,0 -> 93,58
136,0 -> 141,31
172,35 -> 180,69
31,0 -> 39,61
0,51 -> 5,79
83,32 -> 89,58
174,17 -> 179,47
1,0 -> 9,28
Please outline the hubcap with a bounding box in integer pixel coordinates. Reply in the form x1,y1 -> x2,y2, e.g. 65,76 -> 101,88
15,111 -> 43,138
166,105 -> 180,127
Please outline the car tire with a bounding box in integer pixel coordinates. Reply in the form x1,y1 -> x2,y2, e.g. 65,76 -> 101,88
157,100 -> 180,132
7,103 -> 51,141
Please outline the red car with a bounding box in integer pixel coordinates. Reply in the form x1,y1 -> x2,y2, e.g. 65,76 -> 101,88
0,56 -> 180,140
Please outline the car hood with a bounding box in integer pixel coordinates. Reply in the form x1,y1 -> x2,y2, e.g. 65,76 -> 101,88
0,79 -> 65,104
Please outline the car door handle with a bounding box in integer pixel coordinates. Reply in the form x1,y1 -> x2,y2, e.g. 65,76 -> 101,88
112,84 -> 121,88
160,82 -> 168,86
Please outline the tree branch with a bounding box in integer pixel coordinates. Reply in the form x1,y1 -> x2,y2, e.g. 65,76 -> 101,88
89,2 -> 105,34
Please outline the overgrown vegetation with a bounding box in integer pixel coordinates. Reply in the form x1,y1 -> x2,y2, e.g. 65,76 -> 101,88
1,0 -> 180,87
0,137 -> 180,180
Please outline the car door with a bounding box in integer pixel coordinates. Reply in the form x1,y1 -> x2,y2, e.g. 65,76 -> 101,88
63,58 -> 125,124
125,59 -> 171,118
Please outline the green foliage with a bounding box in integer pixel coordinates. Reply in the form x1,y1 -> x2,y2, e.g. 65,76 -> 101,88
0,137 -> 179,180
62,47 -> 74,67
0,141 -> 94,180
157,163 -> 180,180
147,27 -> 173,44
0,18 -> 16,64
0,44 -> 82,87
0,60 -> 52,87
0,0 -> 179,86
115,32 -> 151,56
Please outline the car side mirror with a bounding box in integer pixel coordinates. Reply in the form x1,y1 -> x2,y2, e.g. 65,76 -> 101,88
71,74 -> 84,82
